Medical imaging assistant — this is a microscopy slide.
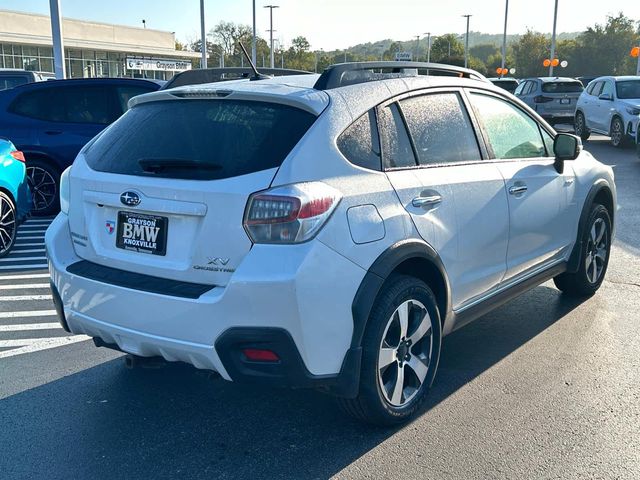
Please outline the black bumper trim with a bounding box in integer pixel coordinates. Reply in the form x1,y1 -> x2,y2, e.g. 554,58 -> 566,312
50,281 -> 70,333
66,260 -> 215,299
215,327 -> 361,398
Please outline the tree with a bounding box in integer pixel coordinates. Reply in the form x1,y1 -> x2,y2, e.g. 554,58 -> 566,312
470,44 -> 500,63
430,34 -> 464,62
573,13 -> 640,75
284,36 -> 314,70
512,30 -> 549,77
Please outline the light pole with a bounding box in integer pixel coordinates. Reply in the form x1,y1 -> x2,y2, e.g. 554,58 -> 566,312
462,14 -> 472,68
199,0 -> 207,68
264,5 -> 279,69
49,0 -> 66,78
251,0 -> 257,65
414,35 -> 420,61
549,0 -> 559,76
501,0 -> 509,76
424,32 -> 431,63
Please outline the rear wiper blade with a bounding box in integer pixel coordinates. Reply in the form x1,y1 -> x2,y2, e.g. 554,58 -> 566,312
138,159 -> 223,173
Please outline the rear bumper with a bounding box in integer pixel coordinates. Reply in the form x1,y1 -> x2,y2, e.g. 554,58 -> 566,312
46,213 -> 365,396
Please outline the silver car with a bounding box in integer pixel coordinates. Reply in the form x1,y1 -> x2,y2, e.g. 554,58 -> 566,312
574,76 -> 640,148
514,77 -> 584,126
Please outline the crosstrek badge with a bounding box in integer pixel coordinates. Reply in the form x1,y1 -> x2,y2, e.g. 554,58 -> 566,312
105,220 -> 115,235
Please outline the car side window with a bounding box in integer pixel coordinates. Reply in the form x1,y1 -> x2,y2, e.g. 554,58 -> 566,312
398,92 -> 481,165
115,86 -> 156,115
11,86 -> 114,124
62,87 -> 114,124
601,81 -> 614,98
540,128 -> 555,157
377,103 -> 416,169
514,81 -> 526,96
337,109 -> 382,170
524,81 -> 537,95
590,82 -> 604,97
470,93 -> 546,159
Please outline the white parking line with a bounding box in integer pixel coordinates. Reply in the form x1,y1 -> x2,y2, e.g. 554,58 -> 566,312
0,264 -> 48,270
0,256 -> 47,263
0,310 -> 56,318
13,236 -> 44,241
0,323 -> 60,331
0,283 -> 50,290
0,335 -> 90,359
0,273 -> 50,280
6,249 -> 45,254
0,295 -> 52,301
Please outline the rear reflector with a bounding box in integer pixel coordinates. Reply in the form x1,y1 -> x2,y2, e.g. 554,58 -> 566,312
10,150 -> 25,163
242,348 -> 280,362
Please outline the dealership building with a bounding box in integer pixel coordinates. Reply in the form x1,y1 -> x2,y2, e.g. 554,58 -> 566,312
0,9 -> 199,80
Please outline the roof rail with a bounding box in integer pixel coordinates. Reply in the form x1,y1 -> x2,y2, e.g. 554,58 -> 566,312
313,61 -> 488,90
162,67 -> 312,90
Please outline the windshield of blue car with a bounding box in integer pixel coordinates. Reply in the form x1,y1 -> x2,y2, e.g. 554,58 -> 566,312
616,80 -> 640,100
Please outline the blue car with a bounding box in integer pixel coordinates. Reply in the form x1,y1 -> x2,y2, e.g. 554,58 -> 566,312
0,138 -> 31,257
0,78 -> 160,215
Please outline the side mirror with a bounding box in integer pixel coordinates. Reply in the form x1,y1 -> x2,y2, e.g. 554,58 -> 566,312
598,93 -> 613,101
553,133 -> 582,173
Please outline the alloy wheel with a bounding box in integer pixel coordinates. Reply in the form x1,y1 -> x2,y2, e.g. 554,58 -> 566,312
585,217 -> 608,284
575,113 -> 584,136
611,119 -> 623,147
0,194 -> 16,255
377,299 -> 433,407
27,166 -> 57,213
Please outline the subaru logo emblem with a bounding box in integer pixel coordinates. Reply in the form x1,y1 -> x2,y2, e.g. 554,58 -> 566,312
120,191 -> 141,207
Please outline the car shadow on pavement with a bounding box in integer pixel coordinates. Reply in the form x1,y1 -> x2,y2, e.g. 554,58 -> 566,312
1,285 -> 583,480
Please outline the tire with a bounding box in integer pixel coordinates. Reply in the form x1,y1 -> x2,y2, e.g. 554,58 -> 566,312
26,159 -> 60,216
554,204 -> 612,297
610,117 -> 627,148
339,274 -> 442,426
574,111 -> 590,141
0,191 -> 17,258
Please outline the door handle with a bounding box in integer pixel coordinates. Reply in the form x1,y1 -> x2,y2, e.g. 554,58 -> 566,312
44,130 -> 63,135
508,185 -> 528,195
412,195 -> 442,208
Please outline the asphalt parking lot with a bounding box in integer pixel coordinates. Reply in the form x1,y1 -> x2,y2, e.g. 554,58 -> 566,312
1,136 -> 639,480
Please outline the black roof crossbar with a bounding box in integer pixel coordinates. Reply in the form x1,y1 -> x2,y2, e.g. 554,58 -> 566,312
161,67 -> 312,90
313,61 -> 488,90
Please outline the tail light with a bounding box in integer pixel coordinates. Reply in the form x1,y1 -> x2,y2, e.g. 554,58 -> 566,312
243,182 -> 341,244
534,95 -> 554,103
10,150 -> 25,162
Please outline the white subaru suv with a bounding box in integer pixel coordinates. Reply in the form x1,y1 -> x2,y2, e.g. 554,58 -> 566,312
46,62 -> 616,425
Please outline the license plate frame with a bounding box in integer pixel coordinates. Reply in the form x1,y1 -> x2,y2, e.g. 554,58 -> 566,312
116,211 -> 168,256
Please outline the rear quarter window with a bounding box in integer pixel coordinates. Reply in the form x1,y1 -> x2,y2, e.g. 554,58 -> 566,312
84,99 -> 317,180
337,110 -> 381,170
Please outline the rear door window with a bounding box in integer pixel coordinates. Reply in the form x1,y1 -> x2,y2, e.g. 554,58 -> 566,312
337,109 -> 381,170
11,86 -> 115,124
84,99 -> 317,180
600,81 -> 614,98
470,93 -> 546,159
399,92 -> 481,165
377,103 -> 416,169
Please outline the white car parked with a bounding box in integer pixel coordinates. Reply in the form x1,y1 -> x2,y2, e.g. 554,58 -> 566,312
574,75 -> 640,147
46,62 -> 616,425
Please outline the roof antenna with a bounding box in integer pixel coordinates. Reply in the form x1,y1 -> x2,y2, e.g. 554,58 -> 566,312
238,42 -> 271,81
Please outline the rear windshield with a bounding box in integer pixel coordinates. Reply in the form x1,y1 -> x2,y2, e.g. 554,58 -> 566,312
541,82 -> 583,93
84,99 -> 316,180
616,80 -> 640,100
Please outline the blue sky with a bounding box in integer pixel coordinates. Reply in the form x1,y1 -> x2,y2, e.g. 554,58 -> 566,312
6,0 -> 640,51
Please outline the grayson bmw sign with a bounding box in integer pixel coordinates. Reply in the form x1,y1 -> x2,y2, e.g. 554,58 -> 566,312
120,191 -> 141,207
